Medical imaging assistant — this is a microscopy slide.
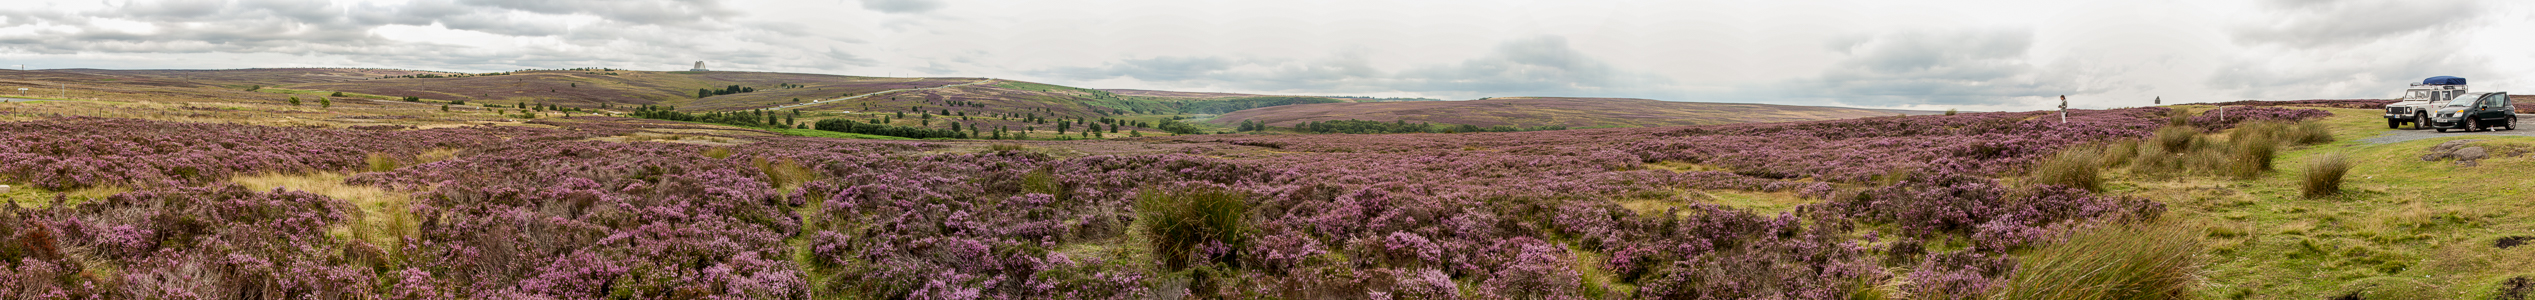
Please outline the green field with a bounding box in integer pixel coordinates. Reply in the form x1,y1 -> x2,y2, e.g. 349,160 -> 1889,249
2112,107 -> 2535,299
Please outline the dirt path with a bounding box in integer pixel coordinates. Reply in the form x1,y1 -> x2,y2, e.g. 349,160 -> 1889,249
766,79 -> 997,111
2356,114 -> 2535,144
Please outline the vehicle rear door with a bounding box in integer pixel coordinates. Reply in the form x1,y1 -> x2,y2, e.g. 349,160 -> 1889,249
2479,93 -> 2509,121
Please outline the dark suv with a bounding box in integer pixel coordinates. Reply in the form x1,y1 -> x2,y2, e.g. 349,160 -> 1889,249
2431,91 -> 2516,132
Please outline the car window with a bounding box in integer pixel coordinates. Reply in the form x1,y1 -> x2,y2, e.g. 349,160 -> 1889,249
2449,93 -> 2480,106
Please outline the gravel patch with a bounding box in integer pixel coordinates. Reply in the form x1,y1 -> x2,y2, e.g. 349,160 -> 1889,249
2356,114 -> 2535,144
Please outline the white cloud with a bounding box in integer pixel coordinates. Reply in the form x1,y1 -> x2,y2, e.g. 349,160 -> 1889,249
3,0 -> 2532,110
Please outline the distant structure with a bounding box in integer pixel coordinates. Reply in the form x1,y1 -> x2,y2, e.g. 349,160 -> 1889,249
690,61 -> 709,72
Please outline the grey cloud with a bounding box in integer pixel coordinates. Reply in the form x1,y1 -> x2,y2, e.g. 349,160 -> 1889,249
1782,28 -> 2098,107
1044,56 -> 1244,82
2201,0 -> 2493,99
2232,0 -> 2482,47
456,0 -> 737,26
0,0 -> 875,74
1038,36 -> 1673,99
861,0 -> 946,14
1394,36 -> 1659,95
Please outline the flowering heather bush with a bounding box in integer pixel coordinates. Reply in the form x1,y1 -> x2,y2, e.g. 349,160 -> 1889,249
2188,106 -> 2335,130
2205,99 -> 2395,109
0,106 -> 2327,298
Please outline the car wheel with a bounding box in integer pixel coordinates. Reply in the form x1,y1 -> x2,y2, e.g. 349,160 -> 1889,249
2508,115 -> 2519,131
2389,119 -> 2400,129
2414,113 -> 2429,129
2471,118 -> 2483,132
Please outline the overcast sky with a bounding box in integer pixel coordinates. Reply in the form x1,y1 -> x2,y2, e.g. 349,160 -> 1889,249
3,0 -> 2530,110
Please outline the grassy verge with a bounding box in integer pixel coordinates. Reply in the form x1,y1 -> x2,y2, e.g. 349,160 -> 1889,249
2111,107 -> 2535,299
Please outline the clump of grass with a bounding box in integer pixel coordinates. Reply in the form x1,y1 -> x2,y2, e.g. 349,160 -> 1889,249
702,146 -> 734,159
1021,168 -> 1060,195
754,157 -> 820,192
2031,146 -> 2103,191
2289,121 -> 2334,145
2225,133 -> 2277,179
2096,139 -> 2140,168
2152,126 -> 2199,153
365,152 -> 401,172
2304,153 -> 2354,199
1135,186 -> 1251,271
988,143 -> 1027,152
2165,107 -> 2195,127
1993,225 -> 2201,300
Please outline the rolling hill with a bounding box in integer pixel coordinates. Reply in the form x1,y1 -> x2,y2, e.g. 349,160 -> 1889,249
1210,97 -> 1936,128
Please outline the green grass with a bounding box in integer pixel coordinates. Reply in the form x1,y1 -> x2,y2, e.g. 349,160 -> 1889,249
2113,107 -> 2535,299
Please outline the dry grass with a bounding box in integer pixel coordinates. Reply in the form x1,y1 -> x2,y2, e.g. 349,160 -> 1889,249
1993,224 -> 2201,300
703,146 -> 735,159
230,172 -> 418,251
365,152 -> 402,172
754,157 -> 820,192
0,184 -> 130,208
2302,153 -> 2353,199
2031,146 -> 2104,191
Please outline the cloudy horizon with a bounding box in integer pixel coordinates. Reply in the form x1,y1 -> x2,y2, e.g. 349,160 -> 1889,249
4,0 -> 2530,111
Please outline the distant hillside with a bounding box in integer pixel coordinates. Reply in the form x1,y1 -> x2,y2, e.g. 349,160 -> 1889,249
279,70 -> 980,109
1212,97 -> 1930,128
51,68 -> 452,87
1099,89 -> 1282,99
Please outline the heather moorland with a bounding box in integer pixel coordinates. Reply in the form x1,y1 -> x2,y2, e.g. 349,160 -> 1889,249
0,69 -> 2530,300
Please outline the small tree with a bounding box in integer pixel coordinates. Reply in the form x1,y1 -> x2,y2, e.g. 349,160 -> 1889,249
440,104 -> 449,112
288,97 -> 301,106
318,97 -> 331,108
331,91 -> 345,97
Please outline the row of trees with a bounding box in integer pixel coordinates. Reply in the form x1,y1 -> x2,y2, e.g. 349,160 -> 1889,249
629,105 -> 799,128
698,85 -> 758,98
814,118 -> 970,139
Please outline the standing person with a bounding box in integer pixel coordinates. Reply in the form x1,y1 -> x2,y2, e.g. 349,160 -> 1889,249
2059,95 -> 2069,123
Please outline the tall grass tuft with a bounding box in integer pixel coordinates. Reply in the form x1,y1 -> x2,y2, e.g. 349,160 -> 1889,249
1993,225 -> 2201,300
2152,126 -> 2198,153
2032,146 -> 2104,191
1135,186 -> 1252,271
2165,107 -> 2195,127
2289,122 -> 2335,145
365,152 -> 401,172
2226,133 -> 2277,179
2304,153 -> 2354,199
2097,140 -> 2140,168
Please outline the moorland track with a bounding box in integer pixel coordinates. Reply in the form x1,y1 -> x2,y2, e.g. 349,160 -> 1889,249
766,78 -> 996,111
